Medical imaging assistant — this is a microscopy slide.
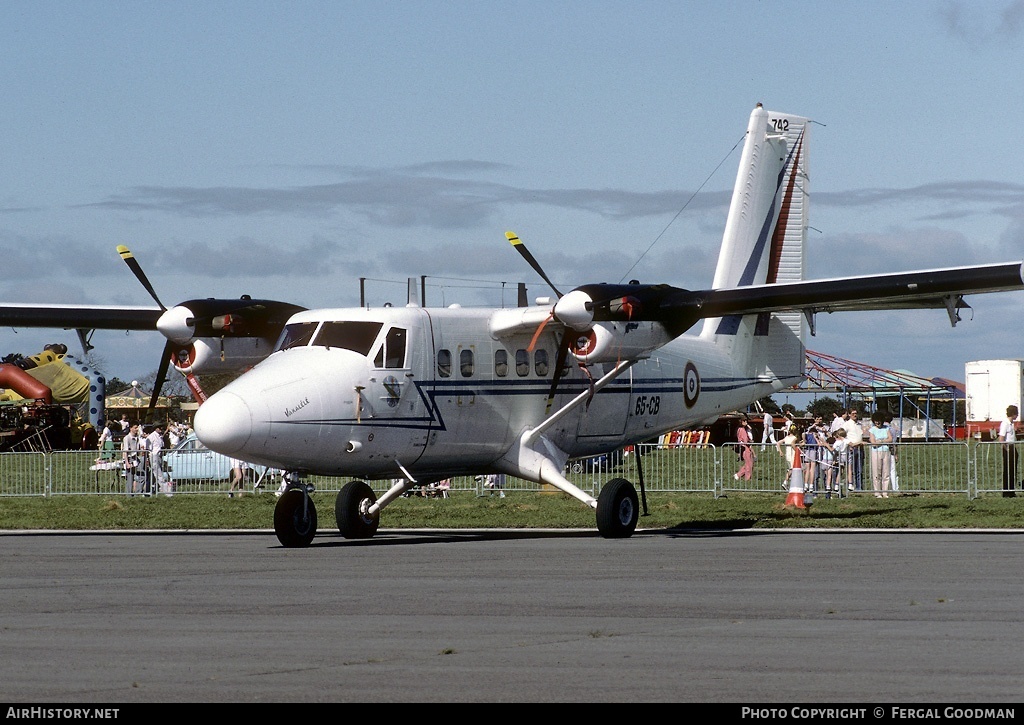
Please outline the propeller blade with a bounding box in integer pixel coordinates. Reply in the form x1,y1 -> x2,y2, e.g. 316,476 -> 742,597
544,332 -> 573,414
506,231 -> 563,298
117,245 -> 167,311
147,340 -> 173,421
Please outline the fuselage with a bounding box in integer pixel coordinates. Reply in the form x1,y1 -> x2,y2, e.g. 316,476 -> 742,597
193,304 -> 797,481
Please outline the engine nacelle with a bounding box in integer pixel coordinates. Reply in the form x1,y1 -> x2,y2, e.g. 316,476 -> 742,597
568,322 -> 671,364
171,337 -> 277,375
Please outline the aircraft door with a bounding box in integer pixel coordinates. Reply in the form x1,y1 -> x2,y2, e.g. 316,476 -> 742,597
364,314 -> 434,465
416,315 -> 513,467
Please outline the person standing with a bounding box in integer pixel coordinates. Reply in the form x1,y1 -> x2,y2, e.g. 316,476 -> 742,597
761,411 -> 776,451
868,412 -> 892,498
819,435 -> 836,497
96,419 -> 114,461
803,415 -> 824,491
998,405 -> 1018,498
228,457 -> 247,498
734,414 -> 754,481
166,421 -> 182,448
146,424 -> 166,495
843,408 -> 865,491
883,413 -> 899,492
776,423 -> 801,490
487,473 -> 506,498
121,423 -> 142,496
831,428 -> 849,495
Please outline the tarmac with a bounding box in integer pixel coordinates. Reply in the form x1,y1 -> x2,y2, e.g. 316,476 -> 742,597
1,527 -> 1022,703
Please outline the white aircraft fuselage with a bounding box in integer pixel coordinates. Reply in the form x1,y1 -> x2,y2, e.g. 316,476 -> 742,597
192,303 -> 797,482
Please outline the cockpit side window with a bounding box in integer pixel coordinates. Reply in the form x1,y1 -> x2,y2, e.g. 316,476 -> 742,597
276,322 -> 319,351
312,321 -> 383,356
373,327 -> 408,368
385,327 -> 407,368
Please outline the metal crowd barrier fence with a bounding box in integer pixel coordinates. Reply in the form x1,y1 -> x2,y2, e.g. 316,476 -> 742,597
0,441 -> 1020,499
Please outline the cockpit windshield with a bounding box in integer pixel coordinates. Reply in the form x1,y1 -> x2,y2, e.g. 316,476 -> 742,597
275,322 -> 319,351
312,321 -> 383,356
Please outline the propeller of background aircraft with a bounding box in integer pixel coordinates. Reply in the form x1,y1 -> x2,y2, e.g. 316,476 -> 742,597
117,245 -> 177,416
116,244 -> 306,418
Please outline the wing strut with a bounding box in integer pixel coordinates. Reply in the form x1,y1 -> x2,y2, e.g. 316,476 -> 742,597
944,295 -> 964,327
803,308 -> 816,337
524,359 -> 635,447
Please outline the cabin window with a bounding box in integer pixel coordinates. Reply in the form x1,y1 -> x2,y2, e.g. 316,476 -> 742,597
494,349 -> 508,377
515,349 -> 529,377
535,349 -> 549,377
276,322 -> 319,351
460,349 -> 474,377
373,326 -> 408,368
437,349 -> 452,378
312,321 -> 383,356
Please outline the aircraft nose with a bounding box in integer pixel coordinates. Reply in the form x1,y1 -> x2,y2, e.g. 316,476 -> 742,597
193,391 -> 253,455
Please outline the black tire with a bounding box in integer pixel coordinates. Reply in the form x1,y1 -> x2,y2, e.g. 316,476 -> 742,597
274,489 -> 318,548
336,480 -> 379,539
596,477 -> 639,539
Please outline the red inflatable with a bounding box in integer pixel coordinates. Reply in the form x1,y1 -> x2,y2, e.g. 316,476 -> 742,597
0,364 -> 53,403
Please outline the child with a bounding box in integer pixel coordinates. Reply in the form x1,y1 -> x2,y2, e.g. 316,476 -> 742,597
778,423 -> 802,493
831,428 -> 849,495
819,435 -> 836,497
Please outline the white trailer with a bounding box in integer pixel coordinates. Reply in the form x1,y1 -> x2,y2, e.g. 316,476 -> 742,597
965,359 -> 1024,438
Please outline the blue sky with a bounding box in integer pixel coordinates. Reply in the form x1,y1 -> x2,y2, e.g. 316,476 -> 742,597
2,0 -> 1024,388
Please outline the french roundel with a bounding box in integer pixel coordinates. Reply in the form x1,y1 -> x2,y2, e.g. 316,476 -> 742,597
683,362 -> 700,408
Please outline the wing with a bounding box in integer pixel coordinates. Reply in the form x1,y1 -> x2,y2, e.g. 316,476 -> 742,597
672,261 -> 1024,327
0,303 -> 161,331
491,260 -> 1024,343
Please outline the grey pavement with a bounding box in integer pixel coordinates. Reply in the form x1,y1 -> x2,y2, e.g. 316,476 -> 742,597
1,528 -> 1022,703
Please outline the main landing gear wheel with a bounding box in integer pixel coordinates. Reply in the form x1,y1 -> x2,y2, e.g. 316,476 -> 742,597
274,488 -> 318,548
336,480 -> 380,539
596,477 -> 639,539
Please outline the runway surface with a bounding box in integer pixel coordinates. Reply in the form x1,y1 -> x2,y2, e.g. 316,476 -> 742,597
1,528 -> 1022,703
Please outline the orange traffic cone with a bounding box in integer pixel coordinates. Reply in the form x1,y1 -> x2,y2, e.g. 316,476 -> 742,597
784,446 -> 806,509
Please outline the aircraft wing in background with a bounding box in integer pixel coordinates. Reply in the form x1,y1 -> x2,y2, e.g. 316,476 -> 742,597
0,303 -> 162,331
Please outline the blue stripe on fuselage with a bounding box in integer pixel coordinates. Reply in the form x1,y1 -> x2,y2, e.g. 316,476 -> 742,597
270,374 -> 777,432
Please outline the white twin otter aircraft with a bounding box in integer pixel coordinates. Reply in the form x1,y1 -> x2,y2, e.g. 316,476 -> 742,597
187,104 -> 1024,546
5,105 -> 1020,546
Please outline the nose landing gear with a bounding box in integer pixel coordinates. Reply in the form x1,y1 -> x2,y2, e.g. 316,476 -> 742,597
274,475 -> 318,547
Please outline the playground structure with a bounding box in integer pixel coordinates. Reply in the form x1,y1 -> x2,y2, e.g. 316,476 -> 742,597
0,345 -> 106,451
788,349 -> 965,440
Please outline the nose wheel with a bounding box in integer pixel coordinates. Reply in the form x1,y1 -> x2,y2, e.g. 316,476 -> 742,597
274,484 -> 318,547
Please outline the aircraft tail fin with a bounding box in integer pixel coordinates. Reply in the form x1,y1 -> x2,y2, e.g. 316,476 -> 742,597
701,104 -> 810,385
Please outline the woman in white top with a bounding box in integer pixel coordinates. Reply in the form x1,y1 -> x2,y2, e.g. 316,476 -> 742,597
868,413 -> 893,498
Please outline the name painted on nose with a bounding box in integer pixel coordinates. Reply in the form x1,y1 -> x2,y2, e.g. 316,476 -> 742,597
285,397 -> 311,417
